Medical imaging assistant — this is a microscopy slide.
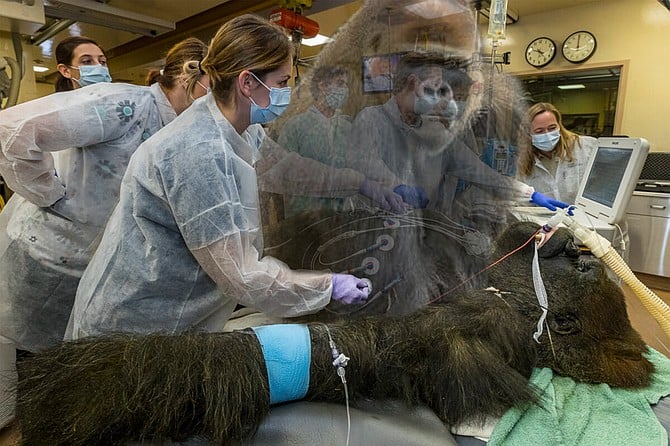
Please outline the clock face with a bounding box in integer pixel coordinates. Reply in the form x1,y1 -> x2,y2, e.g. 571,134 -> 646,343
562,31 -> 597,63
525,37 -> 556,68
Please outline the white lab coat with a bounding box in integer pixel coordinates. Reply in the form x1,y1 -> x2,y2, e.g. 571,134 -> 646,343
517,135 -> 598,204
0,82 -> 175,351
277,106 -> 353,216
70,94 -> 365,339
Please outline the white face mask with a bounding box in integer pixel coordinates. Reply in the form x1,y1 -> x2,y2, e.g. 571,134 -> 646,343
440,99 -> 459,121
324,86 -> 348,110
532,129 -> 560,152
413,82 -> 441,115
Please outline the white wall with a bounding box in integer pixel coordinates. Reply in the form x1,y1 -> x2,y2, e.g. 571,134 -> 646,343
482,0 -> 670,151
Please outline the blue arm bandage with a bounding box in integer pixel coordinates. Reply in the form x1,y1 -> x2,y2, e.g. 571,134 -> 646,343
252,324 -> 311,405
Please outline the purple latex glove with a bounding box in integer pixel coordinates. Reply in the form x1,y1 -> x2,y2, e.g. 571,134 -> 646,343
331,273 -> 370,305
359,178 -> 406,214
530,191 -> 569,212
393,184 -> 429,208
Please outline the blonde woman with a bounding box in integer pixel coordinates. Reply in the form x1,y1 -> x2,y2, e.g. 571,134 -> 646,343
69,14 -> 395,339
517,102 -> 597,204
517,102 -> 629,261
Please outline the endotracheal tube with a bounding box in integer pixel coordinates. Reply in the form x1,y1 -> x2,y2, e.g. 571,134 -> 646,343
547,209 -> 670,339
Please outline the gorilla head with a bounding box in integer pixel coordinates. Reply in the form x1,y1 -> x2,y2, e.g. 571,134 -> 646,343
487,221 -> 653,388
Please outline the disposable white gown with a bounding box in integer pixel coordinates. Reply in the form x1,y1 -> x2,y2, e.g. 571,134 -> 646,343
277,106 -> 353,216
70,94 -> 365,338
0,82 -> 176,351
348,97 -> 532,213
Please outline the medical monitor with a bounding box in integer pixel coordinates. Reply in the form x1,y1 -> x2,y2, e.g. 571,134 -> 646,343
574,137 -> 649,224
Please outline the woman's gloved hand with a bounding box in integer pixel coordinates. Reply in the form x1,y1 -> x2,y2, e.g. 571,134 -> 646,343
530,191 -> 569,212
46,190 -> 74,223
331,273 -> 370,305
359,178 -> 406,213
394,184 -> 429,208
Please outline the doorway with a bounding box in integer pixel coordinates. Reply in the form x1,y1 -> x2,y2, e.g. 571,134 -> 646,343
518,66 -> 622,137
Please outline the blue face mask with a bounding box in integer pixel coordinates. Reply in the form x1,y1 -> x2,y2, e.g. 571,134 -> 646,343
324,86 -> 348,110
532,129 -> 561,152
71,64 -> 112,87
249,72 -> 291,125
413,84 -> 441,115
440,99 -> 459,121
454,100 -> 467,118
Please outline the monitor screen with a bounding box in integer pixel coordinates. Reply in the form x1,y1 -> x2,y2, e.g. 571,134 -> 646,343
581,147 -> 632,207
574,137 -> 649,224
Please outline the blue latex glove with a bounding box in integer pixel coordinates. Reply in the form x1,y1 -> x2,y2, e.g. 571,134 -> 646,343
359,179 -> 405,213
331,273 -> 370,305
530,191 -> 569,212
394,184 -> 429,208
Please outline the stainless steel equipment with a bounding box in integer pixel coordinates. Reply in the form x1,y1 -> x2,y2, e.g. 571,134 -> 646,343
625,153 -> 670,278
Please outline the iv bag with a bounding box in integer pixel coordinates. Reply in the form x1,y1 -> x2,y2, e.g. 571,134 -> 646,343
487,0 -> 509,41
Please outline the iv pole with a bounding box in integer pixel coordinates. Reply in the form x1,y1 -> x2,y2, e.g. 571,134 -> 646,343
485,0 -> 508,140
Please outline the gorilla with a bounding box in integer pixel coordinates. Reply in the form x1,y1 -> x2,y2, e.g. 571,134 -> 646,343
13,221 -> 653,445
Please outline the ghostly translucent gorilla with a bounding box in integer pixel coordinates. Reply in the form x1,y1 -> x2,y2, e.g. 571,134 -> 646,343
261,0 -> 529,319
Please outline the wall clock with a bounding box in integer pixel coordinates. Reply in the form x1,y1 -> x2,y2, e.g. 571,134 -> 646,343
525,37 -> 556,68
562,30 -> 597,63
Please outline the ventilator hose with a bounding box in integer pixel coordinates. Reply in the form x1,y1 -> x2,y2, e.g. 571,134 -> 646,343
600,247 -> 670,338
562,215 -> 670,340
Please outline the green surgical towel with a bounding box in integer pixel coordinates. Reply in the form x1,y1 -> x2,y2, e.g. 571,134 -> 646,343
488,348 -> 670,446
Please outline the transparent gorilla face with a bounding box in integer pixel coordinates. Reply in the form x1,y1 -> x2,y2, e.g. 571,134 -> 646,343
263,0 -> 527,318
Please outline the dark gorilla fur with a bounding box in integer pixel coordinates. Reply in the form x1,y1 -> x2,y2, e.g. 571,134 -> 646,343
262,209 -> 488,318
14,221 -> 653,445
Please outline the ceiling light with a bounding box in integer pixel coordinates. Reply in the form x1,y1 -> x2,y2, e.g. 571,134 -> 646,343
33,66 -> 49,73
557,84 -> 586,90
43,0 -> 175,37
300,34 -> 332,47
404,0 -> 469,19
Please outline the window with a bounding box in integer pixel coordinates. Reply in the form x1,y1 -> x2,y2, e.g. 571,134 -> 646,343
519,66 -> 621,137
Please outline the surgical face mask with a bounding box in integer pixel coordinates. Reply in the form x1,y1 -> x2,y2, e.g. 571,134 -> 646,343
454,100 -> 467,118
413,83 -> 441,115
189,80 -> 210,101
249,72 -> 291,125
532,129 -> 561,152
440,99 -> 459,121
324,86 -> 348,109
70,64 -> 112,87
196,80 -> 210,94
